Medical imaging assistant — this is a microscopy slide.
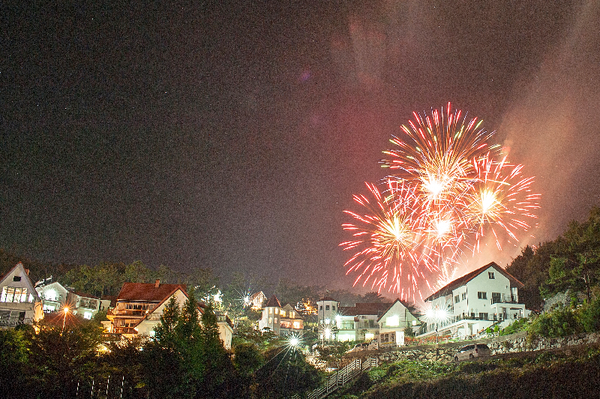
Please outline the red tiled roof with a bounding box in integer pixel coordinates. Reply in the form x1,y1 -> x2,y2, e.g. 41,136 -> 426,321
339,302 -> 391,316
424,261 -> 524,302
265,294 -> 282,308
116,282 -> 187,302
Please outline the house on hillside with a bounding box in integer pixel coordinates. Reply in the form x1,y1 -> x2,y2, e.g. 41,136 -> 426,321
258,294 -> 304,336
423,261 -> 529,338
316,296 -> 421,345
105,280 -> 233,349
336,302 -> 394,342
377,299 -> 421,346
0,262 -> 43,328
35,281 -> 110,320
35,281 -> 69,313
248,291 -> 267,310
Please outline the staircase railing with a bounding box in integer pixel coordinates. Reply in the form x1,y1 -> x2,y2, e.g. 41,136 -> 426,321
294,357 -> 378,399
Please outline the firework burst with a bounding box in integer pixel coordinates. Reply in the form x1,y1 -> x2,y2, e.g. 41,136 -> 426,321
340,179 -> 438,300
341,103 -> 540,301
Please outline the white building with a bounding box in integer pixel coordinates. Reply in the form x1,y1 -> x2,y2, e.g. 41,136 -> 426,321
377,299 -> 421,346
258,295 -> 304,336
423,262 -> 528,338
0,263 -> 43,327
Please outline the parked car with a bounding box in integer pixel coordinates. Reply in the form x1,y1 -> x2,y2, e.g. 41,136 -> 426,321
454,343 -> 491,362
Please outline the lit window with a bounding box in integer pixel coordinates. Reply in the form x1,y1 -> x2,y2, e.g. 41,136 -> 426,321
83,311 -> 93,320
46,289 -> 58,301
293,321 -> 300,329
387,315 -> 399,327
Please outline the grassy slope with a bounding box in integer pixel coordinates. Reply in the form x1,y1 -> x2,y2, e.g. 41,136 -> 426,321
334,346 -> 600,399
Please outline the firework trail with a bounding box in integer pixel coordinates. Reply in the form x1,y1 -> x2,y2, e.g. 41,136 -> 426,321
341,103 -> 540,301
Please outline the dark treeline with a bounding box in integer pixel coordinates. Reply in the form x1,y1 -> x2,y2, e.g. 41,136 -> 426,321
507,206 -> 600,311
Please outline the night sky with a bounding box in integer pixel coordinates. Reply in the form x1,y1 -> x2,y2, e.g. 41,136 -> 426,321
2,1 -> 599,295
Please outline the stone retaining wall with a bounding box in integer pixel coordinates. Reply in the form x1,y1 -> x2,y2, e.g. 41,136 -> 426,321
350,332 -> 600,364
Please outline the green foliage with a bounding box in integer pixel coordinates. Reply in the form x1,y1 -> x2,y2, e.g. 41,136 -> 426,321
27,322 -> 104,398
0,329 -> 31,397
576,297 -> 600,332
255,346 -> 322,398
499,317 -> 530,336
143,295 -> 239,398
528,306 -> 581,339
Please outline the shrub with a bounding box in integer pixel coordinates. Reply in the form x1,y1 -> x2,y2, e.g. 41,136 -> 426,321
528,307 -> 581,339
577,297 -> 600,333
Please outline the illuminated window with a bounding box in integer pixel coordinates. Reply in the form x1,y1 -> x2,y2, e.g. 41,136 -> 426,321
83,311 -> 93,320
365,333 -> 374,340
293,321 -> 300,329
46,289 -> 58,301
1,287 -> 29,303
387,315 -> 399,327
275,308 -> 279,314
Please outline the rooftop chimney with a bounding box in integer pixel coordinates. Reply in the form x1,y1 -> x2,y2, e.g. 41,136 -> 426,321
155,279 -> 160,288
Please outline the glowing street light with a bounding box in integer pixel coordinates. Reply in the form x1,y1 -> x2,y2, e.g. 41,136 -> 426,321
62,307 -> 69,332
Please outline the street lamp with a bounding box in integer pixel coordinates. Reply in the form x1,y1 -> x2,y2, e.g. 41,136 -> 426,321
62,307 -> 69,332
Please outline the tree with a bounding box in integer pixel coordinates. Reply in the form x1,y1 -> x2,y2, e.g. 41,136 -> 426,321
27,322 -> 104,398
255,345 -> 322,398
0,328 -> 32,398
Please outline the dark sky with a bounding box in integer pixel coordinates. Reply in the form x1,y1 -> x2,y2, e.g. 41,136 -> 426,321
2,1 -> 599,295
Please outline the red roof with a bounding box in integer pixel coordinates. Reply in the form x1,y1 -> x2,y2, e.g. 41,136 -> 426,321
265,294 -> 282,308
116,282 -> 187,302
424,261 -> 524,302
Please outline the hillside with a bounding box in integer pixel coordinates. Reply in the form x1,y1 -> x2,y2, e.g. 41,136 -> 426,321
334,345 -> 600,399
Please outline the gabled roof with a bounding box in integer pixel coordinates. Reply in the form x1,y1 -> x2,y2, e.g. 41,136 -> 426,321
377,299 -> 420,322
116,282 -> 187,302
425,261 -> 524,302
339,302 -> 391,316
0,262 -> 40,301
250,291 -> 266,301
265,294 -> 282,308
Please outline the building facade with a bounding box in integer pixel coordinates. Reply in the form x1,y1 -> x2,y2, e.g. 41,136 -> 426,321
423,262 -> 528,338
0,263 -> 43,328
